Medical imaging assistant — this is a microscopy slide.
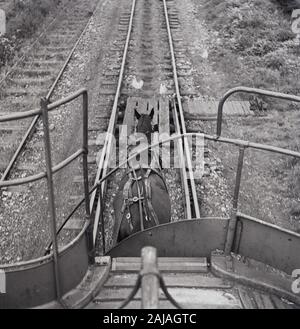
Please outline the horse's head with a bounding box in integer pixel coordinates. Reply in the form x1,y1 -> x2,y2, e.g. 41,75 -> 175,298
134,108 -> 157,143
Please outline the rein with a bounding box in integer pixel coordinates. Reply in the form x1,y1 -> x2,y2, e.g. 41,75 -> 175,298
131,167 -> 145,231
118,110 -> 164,239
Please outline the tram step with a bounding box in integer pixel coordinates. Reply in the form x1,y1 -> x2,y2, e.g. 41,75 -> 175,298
104,273 -> 231,288
238,287 -> 299,309
111,257 -> 208,273
211,251 -> 300,306
90,287 -> 241,309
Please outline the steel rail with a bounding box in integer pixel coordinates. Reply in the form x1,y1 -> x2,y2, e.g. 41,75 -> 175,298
172,99 -> 192,219
162,0 -> 200,219
91,0 -> 137,244
0,0 -> 102,183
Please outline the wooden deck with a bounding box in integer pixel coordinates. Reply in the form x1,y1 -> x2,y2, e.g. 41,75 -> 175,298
183,99 -> 253,119
121,96 -> 170,134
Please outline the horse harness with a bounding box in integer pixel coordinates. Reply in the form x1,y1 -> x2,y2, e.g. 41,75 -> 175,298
120,167 -> 166,234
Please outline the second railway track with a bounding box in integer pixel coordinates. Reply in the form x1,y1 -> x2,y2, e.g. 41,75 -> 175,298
0,0 -> 103,263
0,0 -> 100,179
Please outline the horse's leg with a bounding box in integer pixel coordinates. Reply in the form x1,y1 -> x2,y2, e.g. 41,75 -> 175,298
112,191 -> 125,245
113,174 -> 131,244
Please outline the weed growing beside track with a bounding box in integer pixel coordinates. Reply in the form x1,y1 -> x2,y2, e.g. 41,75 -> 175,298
193,0 -> 300,231
0,0 -> 62,69
204,0 -> 300,98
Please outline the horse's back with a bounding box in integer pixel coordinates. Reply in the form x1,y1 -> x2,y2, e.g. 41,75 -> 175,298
112,169 -> 171,244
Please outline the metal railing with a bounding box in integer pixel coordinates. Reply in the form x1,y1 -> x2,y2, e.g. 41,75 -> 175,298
91,132 -> 300,308
1,87 -> 300,304
216,86 -> 300,137
0,88 -> 90,302
214,86 -> 300,251
64,131 -> 300,256
202,133 -> 300,253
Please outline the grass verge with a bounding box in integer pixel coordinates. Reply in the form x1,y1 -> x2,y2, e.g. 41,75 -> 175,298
200,0 -> 300,231
0,0 -> 62,69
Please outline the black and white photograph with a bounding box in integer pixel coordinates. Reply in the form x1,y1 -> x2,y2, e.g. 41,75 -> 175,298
0,0 -> 300,312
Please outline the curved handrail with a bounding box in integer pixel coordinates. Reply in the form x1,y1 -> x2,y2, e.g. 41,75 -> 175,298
0,88 -> 90,303
44,132 -> 300,255
2,119 -> 300,294
217,87 -> 300,137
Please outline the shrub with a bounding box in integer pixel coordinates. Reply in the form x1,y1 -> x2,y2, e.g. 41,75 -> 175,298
275,28 -> 295,42
264,50 -> 287,70
234,34 -> 255,52
8,0 -> 61,38
0,37 -> 16,66
0,0 -> 61,69
246,39 -> 277,56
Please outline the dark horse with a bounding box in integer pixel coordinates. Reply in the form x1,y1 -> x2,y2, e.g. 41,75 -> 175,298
112,108 -> 171,244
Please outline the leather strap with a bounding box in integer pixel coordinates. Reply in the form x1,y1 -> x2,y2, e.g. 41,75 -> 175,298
118,159 -> 167,239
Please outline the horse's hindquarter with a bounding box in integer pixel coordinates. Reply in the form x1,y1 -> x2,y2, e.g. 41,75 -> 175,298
148,172 -> 171,224
112,175 -> 130,244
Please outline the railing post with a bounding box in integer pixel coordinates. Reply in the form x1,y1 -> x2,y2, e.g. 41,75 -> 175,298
40,98 -> 62,301
225,145 -> 245,254
99,190 -> 106,255
81,91 -> 95,263
141,246 -> 159,309
217,97 -> 226,137
82,91 -> 90,216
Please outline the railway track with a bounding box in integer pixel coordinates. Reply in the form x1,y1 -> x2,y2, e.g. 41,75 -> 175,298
0,0 -> 100,179
0,0 -> 103,263
89,0 -> 201,253
1,0 -> 300,310
0,0 -> 202,260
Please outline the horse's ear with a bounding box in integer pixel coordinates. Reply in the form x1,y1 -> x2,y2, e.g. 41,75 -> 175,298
149,108 -> 155,120
153,124 -> 159,132
134,109 -> 141,120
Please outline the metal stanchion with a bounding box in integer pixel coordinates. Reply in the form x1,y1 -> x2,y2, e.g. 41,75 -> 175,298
225,145 -> 245,254
40,98 -> 62,302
